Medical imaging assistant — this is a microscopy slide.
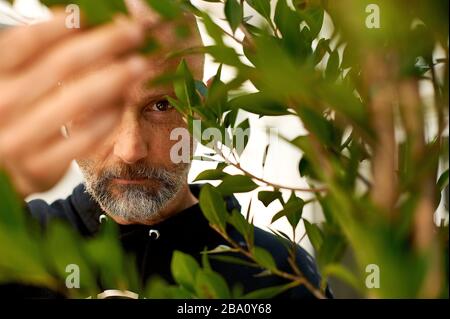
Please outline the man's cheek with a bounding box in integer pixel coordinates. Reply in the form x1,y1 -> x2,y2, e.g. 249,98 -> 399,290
162,127 -> 192,163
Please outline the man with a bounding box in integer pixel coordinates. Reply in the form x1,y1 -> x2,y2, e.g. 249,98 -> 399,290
0,0 -> 330,298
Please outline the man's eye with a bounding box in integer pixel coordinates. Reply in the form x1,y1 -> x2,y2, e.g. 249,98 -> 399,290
150,99 -> 173,112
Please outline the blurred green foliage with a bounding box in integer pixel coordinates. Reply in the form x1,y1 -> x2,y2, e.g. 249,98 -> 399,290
0,0 -> 448,298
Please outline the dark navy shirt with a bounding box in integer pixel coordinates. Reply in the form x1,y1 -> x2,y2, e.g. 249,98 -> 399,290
20,183 -> 332,299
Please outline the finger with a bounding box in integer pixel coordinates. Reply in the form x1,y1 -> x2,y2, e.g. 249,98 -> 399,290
125,0 -> 160,28
20,106 -> 121,195
0,18 -> 145,116
125,0 -> 198,49
0,10 -> 77,73
0,55 -> 148,157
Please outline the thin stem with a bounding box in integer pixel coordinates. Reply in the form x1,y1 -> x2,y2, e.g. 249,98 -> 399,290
211,225 -> 326,299
217,146 -> 327,193
287,240 -> 302,277
339,133 -> 353,151
222,28 -> 245,46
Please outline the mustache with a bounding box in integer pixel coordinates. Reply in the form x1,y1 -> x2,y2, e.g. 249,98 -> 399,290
99,163 -> 175,182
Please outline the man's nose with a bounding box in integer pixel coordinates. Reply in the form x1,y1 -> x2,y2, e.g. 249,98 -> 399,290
113,118 -> 148,164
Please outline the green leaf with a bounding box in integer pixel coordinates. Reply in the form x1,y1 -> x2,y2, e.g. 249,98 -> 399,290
0,224 -> 52,289
201,247 -> 212,271
243,22 -> 263,37
274,0 -> 312,61
271,192 -> 304,229
298,6 -> 324,39
229,92 -> 290,116
209,255 -> 257,268
262,144 -> 270,168
217,175 -> 258,196
303,219 -> 324,251
223,109 -> 239,127
44,221 -> 96,293
253,269 -> 273,277
234,118 -> 251,156
296,107 -> 334,146
290,135 -> 316,159
41,0 -> 72,7
298,157 -> 319,180
269,228 -> 292,242
195,269 -> 231,298
228,209 -> 251,241
84,220 -> 125,289
167,96 -> 186,115
201,13 -> 225,45
174,59 -> 201,110
145,0 -> 181,19
246,0 -> 271,20
317,234 -> 346,268
203,244 -> 238,254
314,38 -> 330,64
437,169 -> 449,192
171,251 -> 200,293
319,83 -> 369,134
241,282 -> 293,298
42,0 -> 127,26
322,263 -> 362,292
216,162 -> 228,171
144,276 -> 182,299
224,0 -> 243,33
0,170 -> 25,230
205,64 -> 229,118
204,45 -> 244,67
325,50 -> 340,82
199,184 -> 229,230
78,0 -> 127,26
249,35 -> 304,96
232,283 -> 245,298
341,43 -> 356,69
252,246 -> 277,270
194,169 -> 229,182
274,0 -> 301,38
258,190 -> 283,207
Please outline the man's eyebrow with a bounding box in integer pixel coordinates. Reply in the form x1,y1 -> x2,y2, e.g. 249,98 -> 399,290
134,87 -> 175,106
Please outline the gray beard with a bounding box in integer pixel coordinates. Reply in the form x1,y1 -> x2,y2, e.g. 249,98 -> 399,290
77,161 -> 188,223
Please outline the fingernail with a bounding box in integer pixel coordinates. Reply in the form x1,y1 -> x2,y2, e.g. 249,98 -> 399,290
127,56 -> 148,76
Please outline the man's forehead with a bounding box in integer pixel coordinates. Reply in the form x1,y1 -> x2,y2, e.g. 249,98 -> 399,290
124,0 -> 205,105
125,54 -> 203,105
127,83 -> 174,105
125,58 -> 177,105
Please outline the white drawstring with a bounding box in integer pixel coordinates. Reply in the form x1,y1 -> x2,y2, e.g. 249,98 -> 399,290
148,229 -> 160,240
99,214 -> 108,224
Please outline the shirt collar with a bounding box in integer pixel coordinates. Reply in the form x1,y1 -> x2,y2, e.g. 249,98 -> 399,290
70,183 -> 209,237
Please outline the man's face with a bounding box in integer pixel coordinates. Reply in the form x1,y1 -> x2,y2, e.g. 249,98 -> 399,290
74,62 -> 192,224
73,1 -> 204,224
